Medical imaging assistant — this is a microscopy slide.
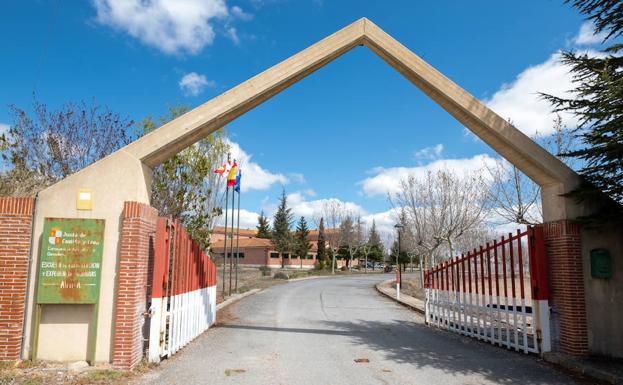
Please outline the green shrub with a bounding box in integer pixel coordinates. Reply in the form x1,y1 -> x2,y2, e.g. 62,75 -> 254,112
259,266 -> 272,276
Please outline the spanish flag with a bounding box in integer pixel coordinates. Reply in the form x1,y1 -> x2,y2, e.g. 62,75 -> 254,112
227,161 -> 238,187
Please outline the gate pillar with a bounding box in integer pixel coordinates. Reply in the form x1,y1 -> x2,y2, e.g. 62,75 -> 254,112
541,220 -> 588,356
112,202 -> 158,370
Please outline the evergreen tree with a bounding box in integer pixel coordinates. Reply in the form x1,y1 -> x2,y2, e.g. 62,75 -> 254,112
543,1 -> 623,216
367,220 -> 384,268
316,217 -> 327,264
272,189 -> 293,267
256,211 -> 271,238
295,216 -> 312,268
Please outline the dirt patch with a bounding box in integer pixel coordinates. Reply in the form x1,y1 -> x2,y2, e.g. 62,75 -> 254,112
401,277 -> 425,300
0,360 -> 154,385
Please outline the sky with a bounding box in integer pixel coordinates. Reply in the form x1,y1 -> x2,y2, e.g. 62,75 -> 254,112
0,1 -> 608,241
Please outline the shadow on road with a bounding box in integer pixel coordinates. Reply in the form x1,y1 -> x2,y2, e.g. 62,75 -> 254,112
221,319 -> 583,385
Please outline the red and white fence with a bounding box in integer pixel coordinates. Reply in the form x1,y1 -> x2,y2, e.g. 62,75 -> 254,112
148,218 -> 217,362
424,226 -> 550,354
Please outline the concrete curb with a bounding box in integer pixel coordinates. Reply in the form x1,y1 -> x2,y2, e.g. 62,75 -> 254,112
542,352 -> 623,385
216,288 -> 261,311
375,279 -> 425,315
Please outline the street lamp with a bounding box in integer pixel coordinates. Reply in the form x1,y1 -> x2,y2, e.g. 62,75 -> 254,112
394,223 -> 404,300
394,223 -> 404,268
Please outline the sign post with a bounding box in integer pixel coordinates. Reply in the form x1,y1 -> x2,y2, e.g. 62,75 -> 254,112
32,218 -> 105,365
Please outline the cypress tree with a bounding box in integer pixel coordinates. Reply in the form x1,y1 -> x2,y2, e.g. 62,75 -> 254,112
272,189 -> 293,267
295,216 -> 312,268
256,211 -> 271,239
367,220 -> 384,267
316,217 -> 327,264
543,1 -> 623,219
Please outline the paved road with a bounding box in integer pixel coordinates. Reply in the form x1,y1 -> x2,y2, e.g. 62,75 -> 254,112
137,275 -> 586,385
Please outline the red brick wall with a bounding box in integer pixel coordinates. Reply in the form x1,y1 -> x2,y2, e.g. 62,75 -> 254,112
543,220 -> 588,356
0,197 -> 34,361
112,201 -> 158,370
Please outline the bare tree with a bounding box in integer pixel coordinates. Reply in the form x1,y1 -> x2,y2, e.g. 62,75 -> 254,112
2,97 -> 134,195
485,115 -> 577,226
392,168 -> 490,270
316,200 -> 345,273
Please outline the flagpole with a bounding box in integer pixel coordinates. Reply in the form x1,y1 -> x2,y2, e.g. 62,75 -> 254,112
229,164 -> 236,296
235,170 -> 241,292
220,153 -> 231,300
222,185 -> 229,300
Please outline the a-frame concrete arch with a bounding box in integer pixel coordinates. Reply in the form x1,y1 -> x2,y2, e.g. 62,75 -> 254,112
24,17 -> 614,365
124,17 -> 580,221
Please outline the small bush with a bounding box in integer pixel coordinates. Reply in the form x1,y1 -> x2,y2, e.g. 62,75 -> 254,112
340,266 -> 347,271
273,272 -> 289,280
384,265 -> 393,273
259,266 -> 272,276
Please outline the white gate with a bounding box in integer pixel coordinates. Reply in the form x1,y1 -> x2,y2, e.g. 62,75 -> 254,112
424,226 -> 551,354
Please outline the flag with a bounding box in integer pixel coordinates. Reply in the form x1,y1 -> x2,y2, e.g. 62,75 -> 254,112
213,160 -> 229,175
234,171 -> 241,193
227,161 -> 238,186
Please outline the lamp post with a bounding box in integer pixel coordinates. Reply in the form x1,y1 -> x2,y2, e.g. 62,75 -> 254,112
394,223 -> 404,300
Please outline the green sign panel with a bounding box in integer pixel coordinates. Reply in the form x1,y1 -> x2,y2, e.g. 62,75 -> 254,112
36,218 -> 105,304
591,248 -> 612,279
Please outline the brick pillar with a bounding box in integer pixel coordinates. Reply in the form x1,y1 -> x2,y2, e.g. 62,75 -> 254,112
112,202 -> 158,370
543,220 -> 588,356
0,197 -> 34,361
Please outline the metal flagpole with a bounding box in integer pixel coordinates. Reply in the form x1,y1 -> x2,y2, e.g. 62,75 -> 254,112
229,172 -> 235,296
222,185 -> 229,299
235,170 -> 241,292
221,154 -> 231,300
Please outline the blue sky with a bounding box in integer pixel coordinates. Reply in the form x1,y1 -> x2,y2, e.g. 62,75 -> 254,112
0,1 -> 605,238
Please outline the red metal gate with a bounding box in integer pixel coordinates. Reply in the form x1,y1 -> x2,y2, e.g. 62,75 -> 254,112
424,225 -> 550,354
148,218 -> 217,362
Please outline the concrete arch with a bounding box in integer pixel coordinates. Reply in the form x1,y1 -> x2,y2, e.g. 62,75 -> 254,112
23,18 -> 590,363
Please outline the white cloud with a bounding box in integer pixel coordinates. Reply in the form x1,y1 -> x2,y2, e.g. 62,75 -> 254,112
93,0 -> 228,55
485,52 -> 580,137
230,5 -> 253,21
179,72 -> 215,96
288,172 -> 306,184
0,123 -> 9,137
485,21 -> 608,137
414,144 -> 443,163
228,140 -> 289,191
216,208 -> 260,229
360,154 -> 496,197
574,21 -> 608,45
225,27 -> 240,45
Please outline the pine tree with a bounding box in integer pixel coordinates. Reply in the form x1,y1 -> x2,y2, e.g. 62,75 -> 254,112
272,189 -> 293,267
256,211 -> 271,239
316,217 -> 327,264
295,216 -> 312,268
367,220 -> 384,268
543,1 -> 623,217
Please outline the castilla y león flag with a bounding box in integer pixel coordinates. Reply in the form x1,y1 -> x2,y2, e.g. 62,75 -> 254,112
213,160 -> 229,175
227,161 -> 238,186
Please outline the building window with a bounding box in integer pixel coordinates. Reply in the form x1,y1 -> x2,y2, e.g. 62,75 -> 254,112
234,252 -> 245,259
282,253 -> 290,259
270,252 -> 279,259
306,254 -> 313,260
291,254 -> 298,259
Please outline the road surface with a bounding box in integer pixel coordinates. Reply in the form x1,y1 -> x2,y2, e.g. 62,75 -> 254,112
137,274 -> 587,385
